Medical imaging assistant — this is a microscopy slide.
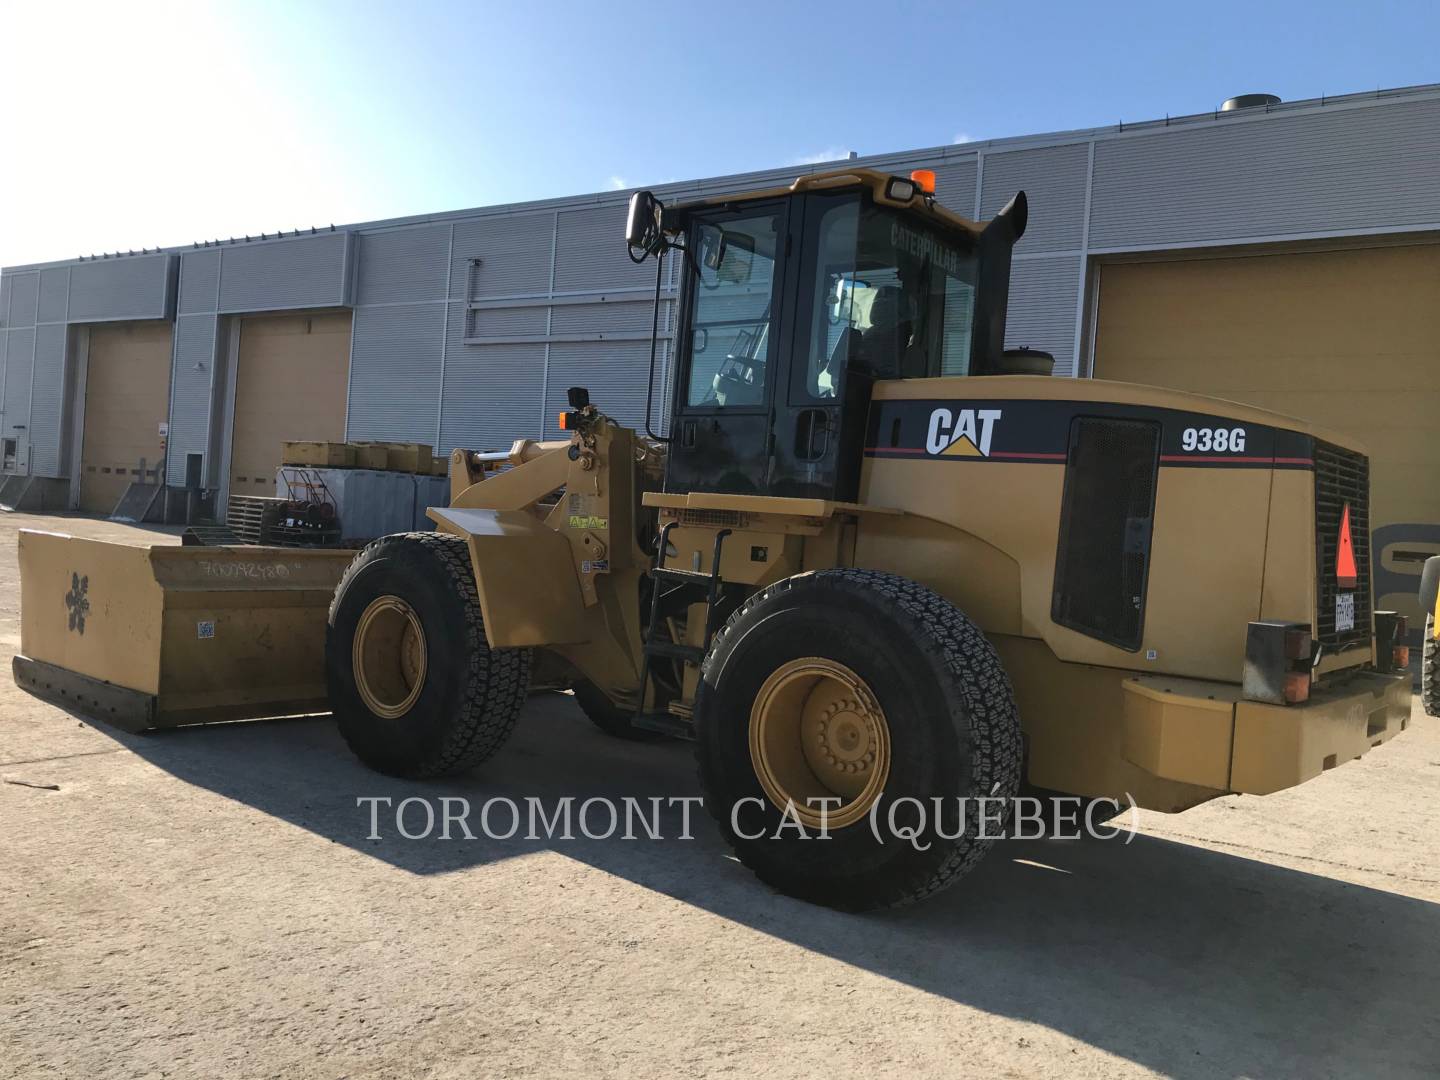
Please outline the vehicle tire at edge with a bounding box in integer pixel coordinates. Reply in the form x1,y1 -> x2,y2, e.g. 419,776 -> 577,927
326,531 -> 531,778
1423,613 -> 1439,719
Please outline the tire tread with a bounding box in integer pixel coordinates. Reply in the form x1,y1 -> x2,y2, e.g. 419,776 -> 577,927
1423,614 -> 1439,719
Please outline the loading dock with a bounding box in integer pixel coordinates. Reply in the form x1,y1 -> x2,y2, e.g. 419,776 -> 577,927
226,311 -> 351,499
77,321 -> 173,514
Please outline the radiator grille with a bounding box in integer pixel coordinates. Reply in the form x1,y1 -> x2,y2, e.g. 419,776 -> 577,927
1313,441 -> 1372,651
677,508 -> 751,530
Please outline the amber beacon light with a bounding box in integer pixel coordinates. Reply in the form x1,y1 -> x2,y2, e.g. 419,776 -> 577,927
910,169 -> 937,194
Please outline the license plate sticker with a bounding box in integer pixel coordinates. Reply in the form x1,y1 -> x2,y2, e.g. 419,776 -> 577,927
1335,592 -> 1355,633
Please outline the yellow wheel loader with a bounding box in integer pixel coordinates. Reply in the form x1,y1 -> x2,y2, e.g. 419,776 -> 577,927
14,168 -> 1415,910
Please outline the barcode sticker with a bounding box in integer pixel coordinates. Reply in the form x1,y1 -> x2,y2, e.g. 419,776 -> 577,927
1335,593 -> 1355,633
197,620 -> 216,640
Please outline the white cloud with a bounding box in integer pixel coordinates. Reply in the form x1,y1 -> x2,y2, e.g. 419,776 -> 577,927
608,176 -> 629,191
954,132 -> 976,144
791,146 -> 852,166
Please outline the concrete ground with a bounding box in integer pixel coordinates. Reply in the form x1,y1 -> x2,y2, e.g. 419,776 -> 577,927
1,511 -> 1437,1080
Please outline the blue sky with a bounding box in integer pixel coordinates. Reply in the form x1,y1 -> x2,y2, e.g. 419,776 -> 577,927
3,0 -> 1437,267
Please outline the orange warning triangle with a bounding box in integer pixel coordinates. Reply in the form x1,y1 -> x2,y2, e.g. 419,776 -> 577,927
941,435 -> 984,457
1336,503 -> 1358,589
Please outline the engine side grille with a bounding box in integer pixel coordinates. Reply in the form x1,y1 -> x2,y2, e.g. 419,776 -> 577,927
677,508 -> 751,530
1313,440 -> 1372,651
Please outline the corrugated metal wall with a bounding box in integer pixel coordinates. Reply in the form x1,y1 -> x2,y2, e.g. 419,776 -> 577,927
349,301 -> 445,444
217,232 -> 353,312
3,325 -> 36,465
1,272 -> 39,472
29,324 -> 66,475
66,255 -> 176,323
1089,96 -> 1440,249
168,315 -> 221,483
3,87 -> 1439,484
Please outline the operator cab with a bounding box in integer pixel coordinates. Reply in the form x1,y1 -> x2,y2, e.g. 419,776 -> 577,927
626,169 -> 1029,500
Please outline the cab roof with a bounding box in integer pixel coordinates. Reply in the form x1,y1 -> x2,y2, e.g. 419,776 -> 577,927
665,167 -> 988,243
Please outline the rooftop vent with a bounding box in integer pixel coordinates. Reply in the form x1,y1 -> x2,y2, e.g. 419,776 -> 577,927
1221,93 -> 1281,112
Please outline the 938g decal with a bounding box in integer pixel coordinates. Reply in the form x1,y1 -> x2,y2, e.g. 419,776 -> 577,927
1180,426 -> 1247,453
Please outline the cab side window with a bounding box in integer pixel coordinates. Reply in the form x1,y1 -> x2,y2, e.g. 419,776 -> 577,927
685,210 -> 782,409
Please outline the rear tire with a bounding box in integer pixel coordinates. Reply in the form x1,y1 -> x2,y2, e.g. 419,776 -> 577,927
326,532 -> 531,778
573,679 -> 663,741
694,569 -> 1022,911
1423,614 -> 1439,719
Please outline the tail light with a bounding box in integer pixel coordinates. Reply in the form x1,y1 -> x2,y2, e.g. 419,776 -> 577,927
1243,621 -> 1313,706
1374,612 -> 1409,674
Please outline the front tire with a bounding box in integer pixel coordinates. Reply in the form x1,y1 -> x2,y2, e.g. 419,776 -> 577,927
326,532 -> 531,778
694,569 -> 1022,911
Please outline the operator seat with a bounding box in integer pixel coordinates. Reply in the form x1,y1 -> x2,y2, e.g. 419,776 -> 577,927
859,287 -> 910,379
819,326 -> 860,396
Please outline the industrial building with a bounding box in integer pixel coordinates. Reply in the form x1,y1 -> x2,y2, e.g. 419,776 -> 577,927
1,83 -> 1437,622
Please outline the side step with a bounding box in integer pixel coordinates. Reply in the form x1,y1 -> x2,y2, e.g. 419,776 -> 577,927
631,712 -> 696,739
633,523 -> 732,733
643,640 -> 705,664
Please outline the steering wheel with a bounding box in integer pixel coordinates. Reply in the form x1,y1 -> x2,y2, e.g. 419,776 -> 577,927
712,353 -> 767,406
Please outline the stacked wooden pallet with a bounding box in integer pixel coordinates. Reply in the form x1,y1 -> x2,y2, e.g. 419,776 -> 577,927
282,441 -> 447,476
225,495 -> 287,545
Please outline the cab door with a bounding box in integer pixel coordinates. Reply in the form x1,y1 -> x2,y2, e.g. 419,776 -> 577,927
771,191 -> 868,500
667,198 -> 794,495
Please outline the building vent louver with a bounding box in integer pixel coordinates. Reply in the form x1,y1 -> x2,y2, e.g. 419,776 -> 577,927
1221,93 -> 1281,112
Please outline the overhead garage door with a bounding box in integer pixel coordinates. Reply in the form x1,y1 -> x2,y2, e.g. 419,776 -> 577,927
79,321 -> 174,514
1093,243 -> 1440,623
229,311 -> 351,497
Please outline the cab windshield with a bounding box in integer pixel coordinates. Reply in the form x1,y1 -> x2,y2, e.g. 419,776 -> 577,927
797,196 -> 978,402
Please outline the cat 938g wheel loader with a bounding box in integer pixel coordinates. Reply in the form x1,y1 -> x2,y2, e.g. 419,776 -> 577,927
13,168 -> 1415,910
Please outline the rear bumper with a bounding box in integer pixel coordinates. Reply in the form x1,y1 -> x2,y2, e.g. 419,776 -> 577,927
1122,668 -> 1412,796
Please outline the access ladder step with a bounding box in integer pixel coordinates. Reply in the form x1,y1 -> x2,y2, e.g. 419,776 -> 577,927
643,640 -> 705,664
651,566 -> 716,585
631,712 -> 696,739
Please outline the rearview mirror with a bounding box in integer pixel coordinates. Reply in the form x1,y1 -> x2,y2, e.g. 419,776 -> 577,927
625,190 -> 662,254
697,225 -> 729,274
697,226 -> 755,289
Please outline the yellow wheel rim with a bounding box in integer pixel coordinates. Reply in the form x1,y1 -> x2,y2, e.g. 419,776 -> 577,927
353,595 -> 427,719
749,657 -> 891,830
